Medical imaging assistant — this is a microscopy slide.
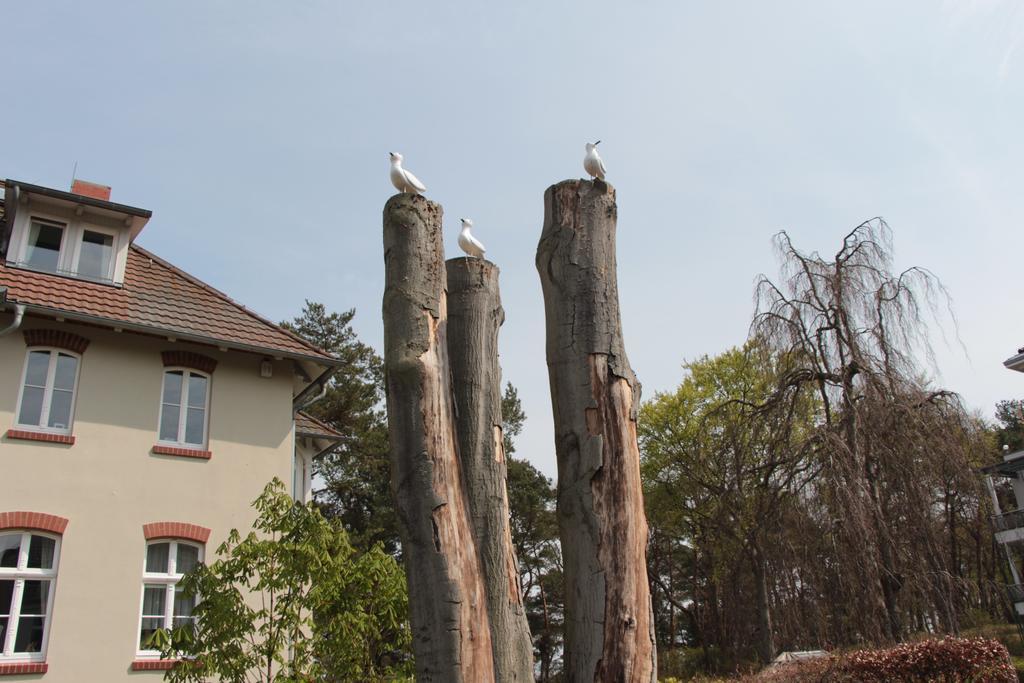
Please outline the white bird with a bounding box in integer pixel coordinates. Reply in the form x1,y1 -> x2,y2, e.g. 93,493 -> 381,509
583,141 -> 607,180
389,152 -> 427,194
457,218 -> 486,259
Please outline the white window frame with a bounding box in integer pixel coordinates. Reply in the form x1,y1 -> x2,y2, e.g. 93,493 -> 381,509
20,216 -> 69,275
157,368 -> 211,448
14,212 -> 122,283
0,531 -> 61,663
13,347 -> 82,436
136,540 -> 203,658
68,223 -> 119,283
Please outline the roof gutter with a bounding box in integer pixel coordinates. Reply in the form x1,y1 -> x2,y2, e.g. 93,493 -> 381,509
0,288 -> 25,336
10,302 -> 344,368
0,292 -> 25,337
1004,351 -> 1024,373
313,440 -> 344,461
6,179 -> 152,218
293,366 -> 338,411
0,304 -> 26,337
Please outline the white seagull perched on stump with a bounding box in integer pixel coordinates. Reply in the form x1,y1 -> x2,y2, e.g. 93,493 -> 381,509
458,218 -> 486,259
389,152 -> 427,194
583,141 -> 607,181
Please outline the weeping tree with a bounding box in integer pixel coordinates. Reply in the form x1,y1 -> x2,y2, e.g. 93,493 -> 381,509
750,219 -> 987,643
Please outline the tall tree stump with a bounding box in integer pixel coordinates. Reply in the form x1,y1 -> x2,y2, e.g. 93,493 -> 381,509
536,179 -> 657,682
446,257 -> 535,682
382,194 -> 495,682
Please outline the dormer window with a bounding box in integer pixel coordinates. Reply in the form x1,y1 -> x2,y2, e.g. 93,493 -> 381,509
19,219 -> 118,282
3,179 -> 152,287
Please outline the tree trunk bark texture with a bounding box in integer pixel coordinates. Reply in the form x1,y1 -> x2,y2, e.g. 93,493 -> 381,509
750,544 -> 775,664
446,256 -> 535,681
536,179 -> 657,682
382,194 -> 495,682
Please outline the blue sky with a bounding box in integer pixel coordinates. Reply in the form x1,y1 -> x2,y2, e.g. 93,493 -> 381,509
5,2 -> 1024,477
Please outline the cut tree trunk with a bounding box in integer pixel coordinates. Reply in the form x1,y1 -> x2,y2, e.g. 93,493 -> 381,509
382,194 -> 495,682
446,256 -> 535,682
536,179 -> 657,682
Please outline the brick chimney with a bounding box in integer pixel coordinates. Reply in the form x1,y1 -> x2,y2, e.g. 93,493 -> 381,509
70,179 -> 111,202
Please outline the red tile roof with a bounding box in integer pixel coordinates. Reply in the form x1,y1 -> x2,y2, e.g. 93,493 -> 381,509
0,244 -> 340,365
295,411 -> 345,441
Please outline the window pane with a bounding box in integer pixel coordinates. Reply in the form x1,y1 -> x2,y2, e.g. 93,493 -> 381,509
77,230 -> 114,280
0,535 -> 21,568
173,584 -> 197,633
186,375 -> 207,408
20,581 -> 49,616
159,404 -> 180,441
53,354 -> 78,391
27,536 -> 55,569
142,584 -> 166,616
146,544 -> 170,573
17,386 -> 45,426
0,618 -> 6,652
176,545 -> 199,575
25,222 -> 63,272
24,351 -> 50,387
13,616 -> 44,653
173,585 -> 195,618
0,580 -> 13,614
162,371 -> 183,405
140,617 -> 164,649
47,389 -> 73,430
172,617 -> 196,633
185,408 -> 205,445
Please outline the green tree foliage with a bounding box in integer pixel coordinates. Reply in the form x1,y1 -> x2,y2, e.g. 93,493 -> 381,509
282,301 -> 399,554
502,382 -> 526,457
502,383 -> 564,681
153,478 -> 410,682
994,399 -> 1024,453
640,342 -> 818,664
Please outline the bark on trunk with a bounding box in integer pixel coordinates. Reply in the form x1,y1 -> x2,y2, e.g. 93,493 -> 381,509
536,179 -> 657,682
382,193 -> 495,682
446,256 -> 535,682
750,544 -> 775,664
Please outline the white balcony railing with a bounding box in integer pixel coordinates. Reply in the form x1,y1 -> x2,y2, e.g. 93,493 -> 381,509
992,509 -> 1024,533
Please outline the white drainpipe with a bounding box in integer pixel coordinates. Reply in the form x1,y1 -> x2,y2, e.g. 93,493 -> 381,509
297,382 -> 329,411
0,304 -> 26,337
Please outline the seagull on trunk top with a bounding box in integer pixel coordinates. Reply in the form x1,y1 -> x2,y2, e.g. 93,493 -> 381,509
458,218 -> 486,259
389,152 -> 427,194
583,141 -> 606,181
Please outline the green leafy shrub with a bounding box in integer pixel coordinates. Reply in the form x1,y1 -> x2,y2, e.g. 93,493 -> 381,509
151,478 -> 411,682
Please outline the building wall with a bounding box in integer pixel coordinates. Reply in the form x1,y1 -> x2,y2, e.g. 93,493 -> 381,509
0,315 -> 296,681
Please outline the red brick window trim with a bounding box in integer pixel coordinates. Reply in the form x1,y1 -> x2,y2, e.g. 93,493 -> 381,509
143,522 -> 211,544
22,329 -> 90,354
0,662 -> 48,675
0,511 -> 68,535
5,429 -> 75,446
151,445 -> 212,460
161,351 -> 217,375
131,659 -> 179,671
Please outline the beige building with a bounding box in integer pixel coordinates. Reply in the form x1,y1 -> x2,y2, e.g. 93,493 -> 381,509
0,178 -> 342,679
